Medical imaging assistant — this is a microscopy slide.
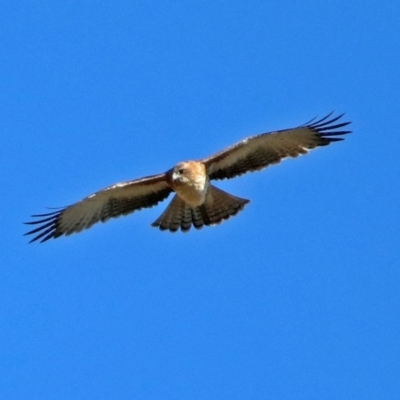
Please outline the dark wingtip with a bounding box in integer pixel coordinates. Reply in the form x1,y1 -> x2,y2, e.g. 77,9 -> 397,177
24,208 -> 65,243
304,112 -> 352,142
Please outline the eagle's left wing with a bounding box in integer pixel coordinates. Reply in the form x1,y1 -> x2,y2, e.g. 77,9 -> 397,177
202,113 -> 351,181
25,173 -> 173,243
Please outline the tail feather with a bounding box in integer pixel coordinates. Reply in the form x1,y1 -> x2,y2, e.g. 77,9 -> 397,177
151,195 -> 187,232
151,185 -> 249,232
191,207 -> 206,230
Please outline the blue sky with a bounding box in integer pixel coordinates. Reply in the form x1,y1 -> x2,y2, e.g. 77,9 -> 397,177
1,1 -> 400,399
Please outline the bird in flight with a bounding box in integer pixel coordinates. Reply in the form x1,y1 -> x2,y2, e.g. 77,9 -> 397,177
25,112 -> 351,243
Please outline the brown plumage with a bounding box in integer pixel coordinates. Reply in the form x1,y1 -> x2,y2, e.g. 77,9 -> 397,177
25,112 -> 351,242
151,186 -> 249,232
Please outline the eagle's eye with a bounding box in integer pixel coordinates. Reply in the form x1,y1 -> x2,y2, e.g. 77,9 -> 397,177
178,168 -> 186,175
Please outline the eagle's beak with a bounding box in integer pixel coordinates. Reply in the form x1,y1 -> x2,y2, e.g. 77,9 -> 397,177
172,171 -> 180,182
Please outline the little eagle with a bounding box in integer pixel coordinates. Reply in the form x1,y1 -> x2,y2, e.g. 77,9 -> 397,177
25,113 -> 351,243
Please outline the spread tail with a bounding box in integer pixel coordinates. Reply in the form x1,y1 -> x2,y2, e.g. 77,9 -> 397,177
151,185 -> 249,232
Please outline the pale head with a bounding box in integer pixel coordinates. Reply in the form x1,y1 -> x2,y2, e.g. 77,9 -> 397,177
170,161 -> 209,206
171,161 -> 206,186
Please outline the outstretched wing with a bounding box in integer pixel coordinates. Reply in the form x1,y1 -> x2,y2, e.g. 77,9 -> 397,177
25,173 -> 173,243
202,113 -> 351,180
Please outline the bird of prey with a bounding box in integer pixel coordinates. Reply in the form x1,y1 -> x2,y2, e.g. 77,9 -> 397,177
25,113 -> 351,243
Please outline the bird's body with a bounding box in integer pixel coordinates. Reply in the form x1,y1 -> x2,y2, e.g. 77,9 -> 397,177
25,113 -> 351,242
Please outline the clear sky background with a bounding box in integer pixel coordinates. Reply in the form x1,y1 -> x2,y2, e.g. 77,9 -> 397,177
1,1 -> 399,399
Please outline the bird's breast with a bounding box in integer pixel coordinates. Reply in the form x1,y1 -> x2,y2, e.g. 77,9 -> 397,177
176,179 -> 209,206
174,175 -> 209,207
